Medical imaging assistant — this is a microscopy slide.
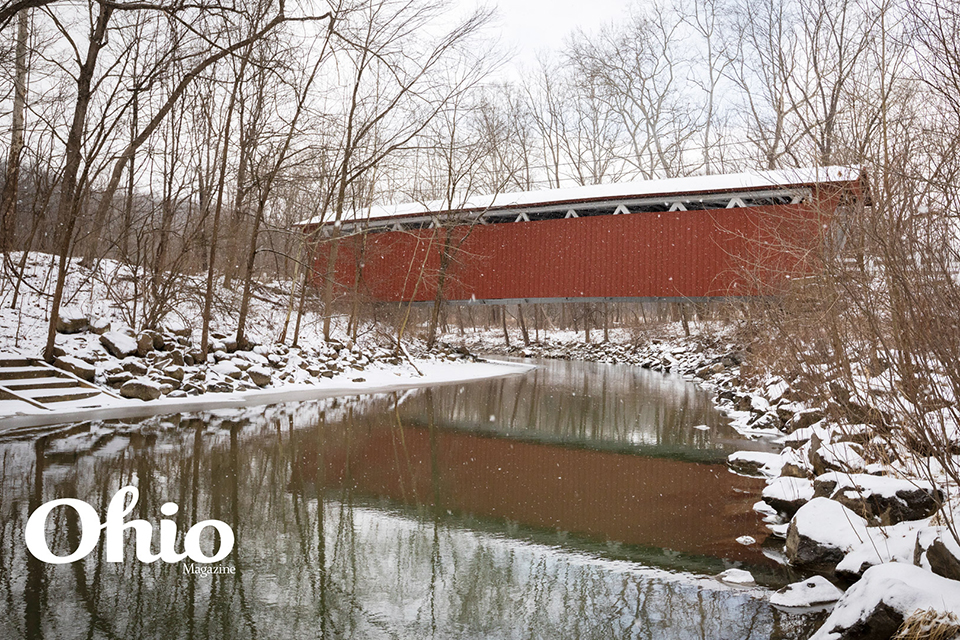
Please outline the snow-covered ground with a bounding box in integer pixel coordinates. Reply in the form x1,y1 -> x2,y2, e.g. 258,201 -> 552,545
0,252 -> 532,430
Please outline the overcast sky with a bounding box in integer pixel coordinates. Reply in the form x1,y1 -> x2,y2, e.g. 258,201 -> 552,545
491,0 -> 630,72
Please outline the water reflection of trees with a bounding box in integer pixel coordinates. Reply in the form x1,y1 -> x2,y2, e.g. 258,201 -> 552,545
0,391 -> 816,639
405,359 -> 731,452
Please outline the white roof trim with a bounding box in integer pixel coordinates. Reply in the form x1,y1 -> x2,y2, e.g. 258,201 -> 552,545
298,166 -> 862,227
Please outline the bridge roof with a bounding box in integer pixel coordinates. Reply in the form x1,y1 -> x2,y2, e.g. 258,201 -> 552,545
298,165 -> 863,227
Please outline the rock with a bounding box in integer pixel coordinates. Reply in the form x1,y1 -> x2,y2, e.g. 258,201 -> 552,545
810,439 -> 867,475
836,522 -> 920,580
785,408 -> 825,434
716,568 -> 755,585
89,317 -> 111,334
53,356 -> 96,382
809,564 -> 960,640
777,402 -> 802,423
165,350 -> 185,367
56,306 -> 88,333
785,498 -> 869,570
320,370 -> 335,378
813,472 -> 941,524
100,331 -> 139,358
770,576 -> 844,608
211,362 -> 243,379
156,375 -> 181,390
106,371 -> 134,386
119,377 -> 161,401
762,477 -> 814,516
164,321 -> 191,337
728,451 -> 785,478
136,332 -> 155,357
121,359 -> 148,376
696,362 -> 724,378
915,528 -> 960,581
162,365 -> 184,382
247,366 -> 272,387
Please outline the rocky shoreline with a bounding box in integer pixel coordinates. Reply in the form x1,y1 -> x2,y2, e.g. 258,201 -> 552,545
39,307 -> 478,402
474,336 -> 960,640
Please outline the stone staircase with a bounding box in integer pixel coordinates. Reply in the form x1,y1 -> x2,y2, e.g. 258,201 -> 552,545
0,354 -> 119,411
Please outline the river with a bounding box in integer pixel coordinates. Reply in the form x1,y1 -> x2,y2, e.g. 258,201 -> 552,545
0,358 -> 824,639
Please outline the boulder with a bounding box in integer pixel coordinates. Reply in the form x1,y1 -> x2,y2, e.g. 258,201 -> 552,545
762,477 -> 814,516
162,365 -> 184,382
810,439 -> 867,475
136,332 -> 155,357
770,576 -> 844,608
56,306 -> 88,334
164,321 -> 191,337
813,472 -> 941,524
121,359 -> 148,375
835,522 -> 921,580
106,371 -> 134,386
727,451 -> 785,478
119,377 -> 161,401
53,356 -> 96,382
785,497 -> 868,570
785,408 -> 825,434
915,528 -> 960,581
100,331 -> 138,358
211,362 -> 243,379
89,317 -> 111,335
809,564 -> 960,640
247,366 -> 272,388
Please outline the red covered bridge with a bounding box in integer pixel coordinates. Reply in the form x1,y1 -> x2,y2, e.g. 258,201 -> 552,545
301,167 -> 865,304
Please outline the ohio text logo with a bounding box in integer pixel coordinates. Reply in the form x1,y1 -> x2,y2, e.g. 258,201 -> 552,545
25,486 -> 234,564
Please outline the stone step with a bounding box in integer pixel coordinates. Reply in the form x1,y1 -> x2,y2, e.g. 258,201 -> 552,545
31,390 -> 101,404
0,367 -> 57,381
0,357 -> 33,368
13,384 -> 87,400
2,377 -> 77,391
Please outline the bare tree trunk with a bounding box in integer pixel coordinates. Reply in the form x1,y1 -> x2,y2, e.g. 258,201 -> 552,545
517,304 -> 530,346
500,305 -> 511,348
44,5 -> 113,362
0,8 -> 28,256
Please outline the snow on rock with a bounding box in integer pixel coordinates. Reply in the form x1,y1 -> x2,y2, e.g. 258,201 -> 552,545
247,365 -> 272,388
770,575 -> 844,608
785,497 -> 869,570
762,476 -> 814,515
54,355 -> 96,382
810,563 -> 960,640
716,568 -> 755,585
728,450 -> 785,478
813,472 -> 941,524
811,441 -> 867,474
779,446 -> 813,477
915,527 -> 960,581
211,362 -> 243,379
56,306 -> 88,334
835,521 -> 922,579
785,409 -> 825,434
100,331 -> 138,358
119,377 -> 162,401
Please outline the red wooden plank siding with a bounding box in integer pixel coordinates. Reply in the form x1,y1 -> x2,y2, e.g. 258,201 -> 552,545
311,200 -> 830,302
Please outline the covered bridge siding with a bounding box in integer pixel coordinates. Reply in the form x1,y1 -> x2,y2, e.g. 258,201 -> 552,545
301,167 -> 865,304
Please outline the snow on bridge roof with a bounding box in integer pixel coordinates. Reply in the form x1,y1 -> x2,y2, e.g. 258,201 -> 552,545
298,165 -> 863,227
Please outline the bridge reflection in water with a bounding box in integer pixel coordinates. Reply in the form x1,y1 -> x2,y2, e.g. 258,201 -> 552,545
0,359 -> 822,640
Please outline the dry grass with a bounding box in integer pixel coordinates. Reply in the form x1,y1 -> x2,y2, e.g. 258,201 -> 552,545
894,609 -> 960,640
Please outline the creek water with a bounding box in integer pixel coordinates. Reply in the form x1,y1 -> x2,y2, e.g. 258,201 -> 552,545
0,358 -> 825,639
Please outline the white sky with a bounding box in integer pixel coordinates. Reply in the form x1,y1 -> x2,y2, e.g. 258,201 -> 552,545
491,0 -> 630,72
